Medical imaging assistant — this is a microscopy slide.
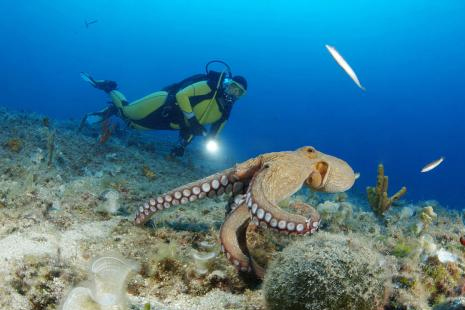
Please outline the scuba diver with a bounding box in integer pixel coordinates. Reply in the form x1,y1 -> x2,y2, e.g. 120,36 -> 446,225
79,61 -> 247,157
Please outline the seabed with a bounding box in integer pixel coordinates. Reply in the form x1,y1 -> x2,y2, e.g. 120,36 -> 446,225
0,107 -> 464,310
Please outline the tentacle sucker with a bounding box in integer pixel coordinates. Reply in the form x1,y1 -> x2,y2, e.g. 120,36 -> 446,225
134,168 -> 245,225
246,166 -> 321,235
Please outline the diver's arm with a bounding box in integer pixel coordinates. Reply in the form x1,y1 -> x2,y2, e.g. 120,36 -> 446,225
175,81 -> 211,136
175,81 -> 211,118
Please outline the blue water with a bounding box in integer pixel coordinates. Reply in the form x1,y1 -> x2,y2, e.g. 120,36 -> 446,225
1,0 -> 464,208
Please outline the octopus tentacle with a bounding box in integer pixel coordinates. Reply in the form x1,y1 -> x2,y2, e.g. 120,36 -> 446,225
220,203 -> 265,279
246,164 -> 321,235
134,168 -> 246,225
233,156 -> 263,180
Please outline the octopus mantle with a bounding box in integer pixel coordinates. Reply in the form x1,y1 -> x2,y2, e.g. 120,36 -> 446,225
134,146 -> 355,279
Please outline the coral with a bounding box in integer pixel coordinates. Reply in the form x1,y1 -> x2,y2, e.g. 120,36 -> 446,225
317,200 -> 353,227
392,275 -> 417,289
139,240 -> 182,281
433,297 -> 465,310
4,138 -> 23,153
47,130 -> 55,167
420,234 -> 438,255
422,256 -> 461,305
142,165 -> 157,180
263,233 -> 389,310
412,206 -> 438,234
420,206 -> 437,227
42,117 -> 50,127
152,257 -> 183,282
8,254 -> 83,310
367,163 -> 406,216
98,119 -> 116,145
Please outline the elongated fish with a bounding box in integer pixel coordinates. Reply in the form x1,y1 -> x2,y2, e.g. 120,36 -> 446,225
325,44 -> 366,91
421,156 -> 444,173
85,19 -> 98,28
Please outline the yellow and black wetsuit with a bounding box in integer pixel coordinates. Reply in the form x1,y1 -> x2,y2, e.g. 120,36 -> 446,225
107,73 -> 231,145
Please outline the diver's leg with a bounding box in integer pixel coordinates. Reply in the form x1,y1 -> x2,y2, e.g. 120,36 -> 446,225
109,91 -> 168,124
79,72 -> 122,129
108,90 -> 129,110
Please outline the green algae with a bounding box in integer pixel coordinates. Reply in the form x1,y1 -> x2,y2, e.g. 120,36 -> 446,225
392,242 -> 413,258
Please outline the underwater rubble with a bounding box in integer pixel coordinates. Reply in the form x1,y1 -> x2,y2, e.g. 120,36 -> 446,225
1,106 -> 465,310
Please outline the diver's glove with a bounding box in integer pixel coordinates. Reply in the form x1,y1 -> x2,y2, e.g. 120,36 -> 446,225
187,116 -> 207,136
206,131 -> 217,140
170,138 -> 190,157
170,145 -> 185,157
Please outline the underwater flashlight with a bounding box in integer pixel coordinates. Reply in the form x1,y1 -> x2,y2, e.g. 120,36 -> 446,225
205,139 -> 219,154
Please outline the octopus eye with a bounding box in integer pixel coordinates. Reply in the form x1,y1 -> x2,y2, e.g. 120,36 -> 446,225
303,147 -> 317,159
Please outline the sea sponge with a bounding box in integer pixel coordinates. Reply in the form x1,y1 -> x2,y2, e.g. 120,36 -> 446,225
192,251 -> 217,276
60,254 -> 139,310
61,287 -> 99,310
192,240 -> 218,276
263,233 -> 389,310
317,200 -> 353,226
97,190 -> 120,214
89,255 -> 138,307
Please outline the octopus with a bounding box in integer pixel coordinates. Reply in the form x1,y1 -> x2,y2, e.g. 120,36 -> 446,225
134,146 -> 355,279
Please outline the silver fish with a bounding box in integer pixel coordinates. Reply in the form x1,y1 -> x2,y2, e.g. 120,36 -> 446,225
325,44 -> 366,91
354,172 -> 360,180
421,156 -> 444,173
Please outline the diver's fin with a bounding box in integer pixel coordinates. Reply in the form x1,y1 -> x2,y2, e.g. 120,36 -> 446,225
80,72 -> 118,93
78,106 -> 117,131
79,112 -> 103,131
80,72 -> 97,87
86,114 -> 105,125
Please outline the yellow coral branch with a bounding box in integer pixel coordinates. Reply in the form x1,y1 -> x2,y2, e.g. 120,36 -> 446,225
367,164 -> 407,216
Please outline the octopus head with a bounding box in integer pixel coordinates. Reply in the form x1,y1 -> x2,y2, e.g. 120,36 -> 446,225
297,146 -> 355,193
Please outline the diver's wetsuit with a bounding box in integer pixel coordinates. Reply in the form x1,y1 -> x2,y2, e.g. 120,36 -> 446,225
108,73 -> 232,149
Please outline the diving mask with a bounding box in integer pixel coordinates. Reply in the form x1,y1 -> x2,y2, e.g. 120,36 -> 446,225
223,78 -> 247,98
